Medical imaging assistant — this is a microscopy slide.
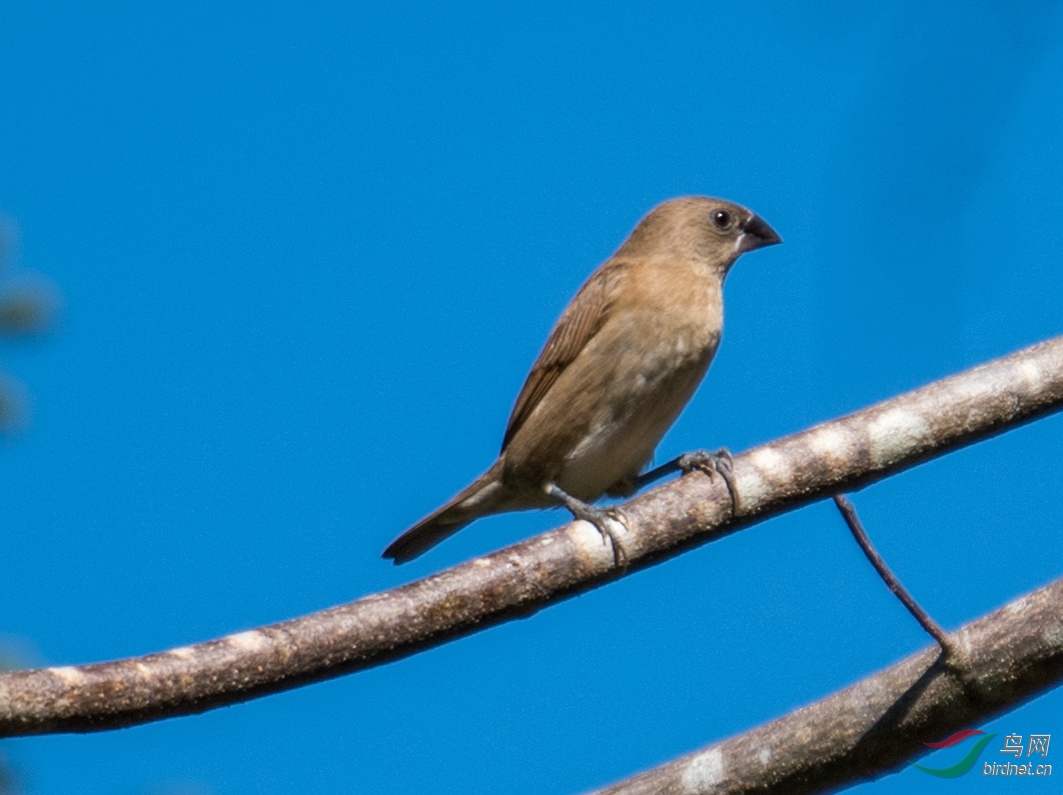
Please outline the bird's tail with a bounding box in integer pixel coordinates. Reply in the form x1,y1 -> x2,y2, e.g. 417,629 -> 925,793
383,460 -> 508,564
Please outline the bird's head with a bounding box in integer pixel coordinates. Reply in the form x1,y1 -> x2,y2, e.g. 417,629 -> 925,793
617,196 -> 781,273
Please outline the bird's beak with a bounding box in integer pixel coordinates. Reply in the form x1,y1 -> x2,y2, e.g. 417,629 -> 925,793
737,214 -> 782,253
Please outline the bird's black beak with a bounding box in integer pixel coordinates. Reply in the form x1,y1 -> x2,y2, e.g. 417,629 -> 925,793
737,214 -> 782,253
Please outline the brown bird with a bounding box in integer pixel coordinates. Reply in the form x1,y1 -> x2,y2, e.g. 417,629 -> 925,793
383,196 -> 780,564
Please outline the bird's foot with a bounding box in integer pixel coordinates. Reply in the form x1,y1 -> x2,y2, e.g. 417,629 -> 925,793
545,483 -> 628,568
677,448 -> 738,514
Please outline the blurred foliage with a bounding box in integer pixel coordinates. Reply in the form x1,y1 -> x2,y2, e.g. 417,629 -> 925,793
1,211 -> 55,790
0,290 -> 55,335
0,215 -> 60,432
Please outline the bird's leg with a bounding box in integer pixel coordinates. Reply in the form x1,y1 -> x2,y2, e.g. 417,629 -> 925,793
545,483 -> 627,567
631,448 -> 738,514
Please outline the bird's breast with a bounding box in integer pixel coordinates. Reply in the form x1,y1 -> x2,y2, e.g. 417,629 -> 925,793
502,258 -> 725,503
554,304 -> 721,500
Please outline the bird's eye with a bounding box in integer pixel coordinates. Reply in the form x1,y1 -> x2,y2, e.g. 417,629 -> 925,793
711,209 -> 732,229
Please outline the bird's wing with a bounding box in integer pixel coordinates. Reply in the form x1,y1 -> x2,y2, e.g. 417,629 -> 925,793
501,259 -> 626,451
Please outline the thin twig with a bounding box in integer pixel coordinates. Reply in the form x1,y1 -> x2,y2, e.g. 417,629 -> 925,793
832,494 -> 956,656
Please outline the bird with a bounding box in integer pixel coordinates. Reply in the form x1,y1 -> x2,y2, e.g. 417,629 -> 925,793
383,196 -> 781,564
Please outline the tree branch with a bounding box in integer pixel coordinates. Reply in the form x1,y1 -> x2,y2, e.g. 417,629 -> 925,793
1,335 -> 1061,737
586,573 -> 1063,795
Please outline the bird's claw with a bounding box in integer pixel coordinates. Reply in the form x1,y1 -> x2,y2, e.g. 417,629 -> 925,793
546,483 -> 628,568
573,505 -> 629,569
678,448 -> 738,514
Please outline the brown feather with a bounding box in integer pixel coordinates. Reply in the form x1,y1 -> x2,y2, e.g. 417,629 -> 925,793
382,460 -> 508,563
501,260 -> 628,451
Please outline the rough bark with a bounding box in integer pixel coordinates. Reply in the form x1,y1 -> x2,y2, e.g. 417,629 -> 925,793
0,335 -> 1061,737
587,575 -> 1063,794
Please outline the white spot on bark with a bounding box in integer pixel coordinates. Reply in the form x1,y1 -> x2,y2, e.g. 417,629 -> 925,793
135,662 -> 153,679
169,646 -> 195,660
808,426 -> 852,464
1002,598 -> 1031,620
758,747 -> 772,766
867,408 -> 931,467
682,748 -> 725,791
734,464 -> 771,511
1018,360 -> 1044,392
48,666 -> 86,686
736,448 -> 792,511
228,630 -> 270,652
568,515 -> 630,563
1042,622 -> 1063,649
750,447 -> 792,482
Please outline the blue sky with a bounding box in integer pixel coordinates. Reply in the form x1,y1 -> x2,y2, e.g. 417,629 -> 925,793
1,2 -> 1061,793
